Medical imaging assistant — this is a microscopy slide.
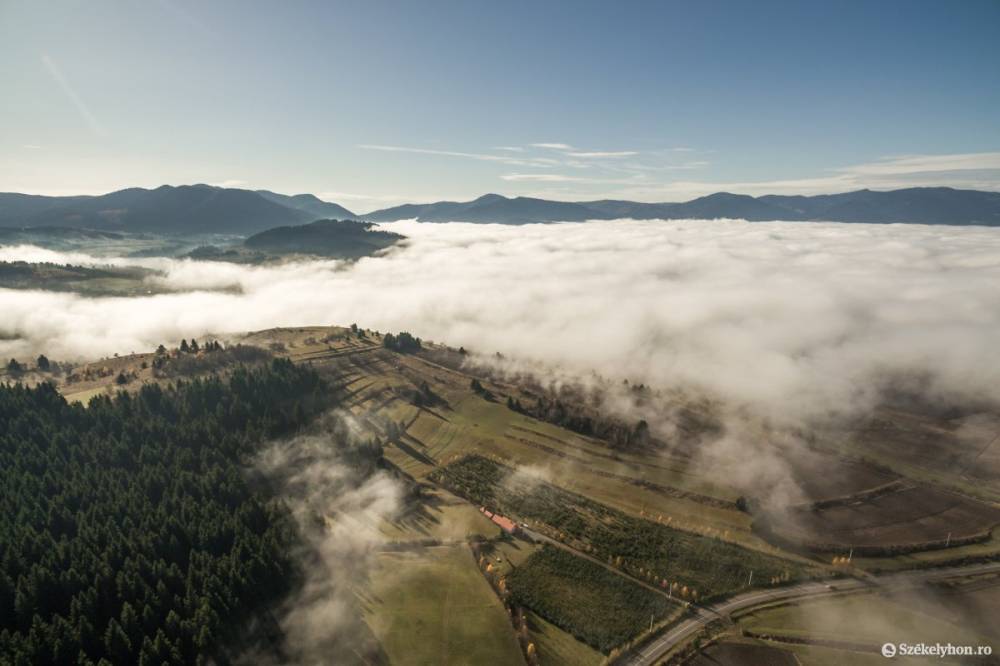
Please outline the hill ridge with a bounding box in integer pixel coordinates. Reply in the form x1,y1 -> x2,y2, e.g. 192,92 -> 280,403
363,186 -> 1000,226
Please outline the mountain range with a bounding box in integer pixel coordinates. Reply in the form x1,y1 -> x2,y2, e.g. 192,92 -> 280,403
2,185 -> 999,233
0,184 -> 356,235
365,188 -> 1000,226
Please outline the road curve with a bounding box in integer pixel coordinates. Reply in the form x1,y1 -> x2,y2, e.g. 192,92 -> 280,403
623,560 -> 1000,666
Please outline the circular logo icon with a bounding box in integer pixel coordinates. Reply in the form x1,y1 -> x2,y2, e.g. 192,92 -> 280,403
881,643 -> 897,658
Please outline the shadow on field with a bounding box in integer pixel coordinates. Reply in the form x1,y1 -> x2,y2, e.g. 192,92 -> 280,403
392,437 -> 436,466
388,490 -> 450,537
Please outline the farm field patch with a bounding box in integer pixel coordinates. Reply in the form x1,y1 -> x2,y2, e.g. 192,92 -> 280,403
840,407 -> 1000,503
852,527 -> 1000,572
507,545 -> 675,653
784,454 -> 899,503
764,484 -> 1000,554
361,545 -> 523,666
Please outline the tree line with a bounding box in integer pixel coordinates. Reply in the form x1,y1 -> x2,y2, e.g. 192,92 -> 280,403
382,331 -> 422,353
507,394 -> 651,450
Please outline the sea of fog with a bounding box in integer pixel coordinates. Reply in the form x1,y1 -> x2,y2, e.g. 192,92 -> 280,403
2,218 -> 999,424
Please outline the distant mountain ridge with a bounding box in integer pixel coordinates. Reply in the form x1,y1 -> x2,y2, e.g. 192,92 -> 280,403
0,185 -> 356,235
363,193 -> 604,225
2,186 -> 999,232
255,190 -> 355,221
364,187 -> 1000,226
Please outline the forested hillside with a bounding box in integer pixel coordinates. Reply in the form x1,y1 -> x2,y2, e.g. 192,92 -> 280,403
0,360 -> 326,665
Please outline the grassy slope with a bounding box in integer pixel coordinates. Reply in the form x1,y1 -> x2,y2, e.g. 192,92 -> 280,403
362,545 -> 524,666
381,368 -> 774,553
378,487 -> 502,542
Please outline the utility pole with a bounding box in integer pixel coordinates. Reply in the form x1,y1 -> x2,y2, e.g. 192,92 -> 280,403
946,532 -> 951,547
848,547 -> 853,563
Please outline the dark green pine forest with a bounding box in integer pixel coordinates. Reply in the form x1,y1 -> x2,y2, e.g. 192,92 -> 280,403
0,359 -> 327,665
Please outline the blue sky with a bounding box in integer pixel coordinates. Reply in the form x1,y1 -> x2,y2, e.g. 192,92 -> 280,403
1,0 -> 998,211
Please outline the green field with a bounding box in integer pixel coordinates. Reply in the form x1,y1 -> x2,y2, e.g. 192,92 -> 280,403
378,487 -> 502,542
507,545 -> 675,653
362,545 -> 524,665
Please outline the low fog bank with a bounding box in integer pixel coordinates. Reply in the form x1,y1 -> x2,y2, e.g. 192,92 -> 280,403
249,414 -> 401,664
3,219 -> 1000,427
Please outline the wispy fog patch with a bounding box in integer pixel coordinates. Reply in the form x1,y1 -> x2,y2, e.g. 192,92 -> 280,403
251,422 -> 402,665
502,462 -> 556,495
0,244 -> 145,266
2,219 -> 1000,426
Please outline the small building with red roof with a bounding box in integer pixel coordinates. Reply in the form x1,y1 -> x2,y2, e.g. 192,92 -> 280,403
480,507 -> 520,534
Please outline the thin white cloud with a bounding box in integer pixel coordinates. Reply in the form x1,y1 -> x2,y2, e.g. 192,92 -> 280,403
358,144 -> 554,168
663,152 -> 1000,198
40,54 -> 105,137
679,161 -> 711,169
565,151 -> 638,158
360,144 -> 505,160
359,142 -> 655,178
529,152 -> 1000,202
22,144 -> 43,150
356,144 -> 998,203
838,152 -> 1000,176
318,191 -> 410,202
500,173 -> 646,187
501,173 -> 586,182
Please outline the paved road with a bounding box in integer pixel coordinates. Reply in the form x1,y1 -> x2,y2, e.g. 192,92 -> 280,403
623,560 -> 1000,666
